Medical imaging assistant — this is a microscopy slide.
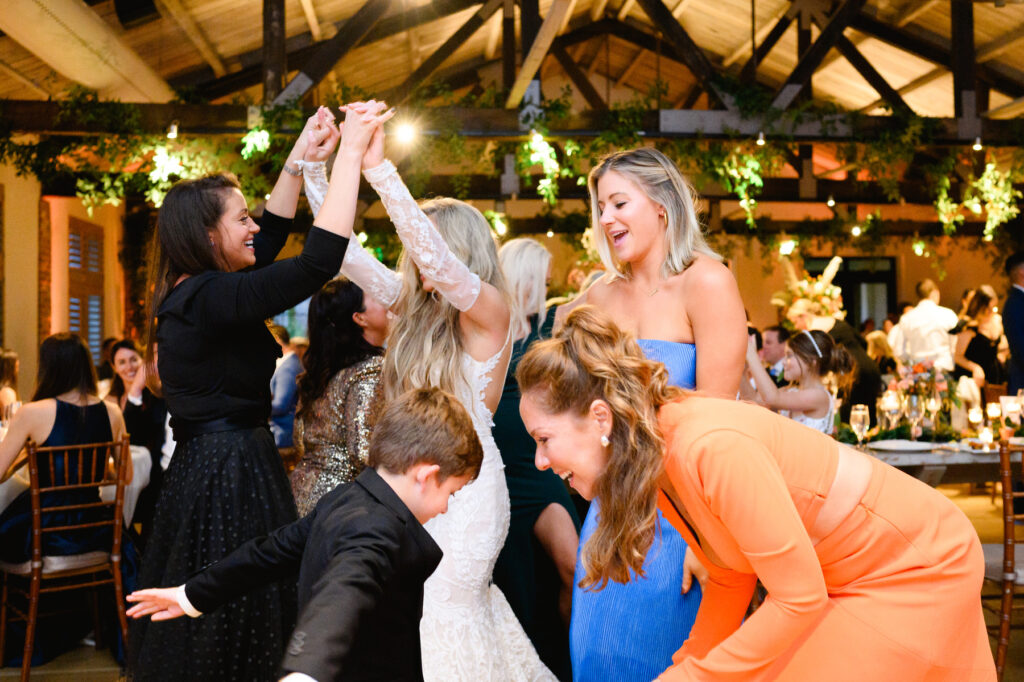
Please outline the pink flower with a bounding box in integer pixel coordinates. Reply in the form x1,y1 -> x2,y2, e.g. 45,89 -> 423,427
936,381 -> 947,392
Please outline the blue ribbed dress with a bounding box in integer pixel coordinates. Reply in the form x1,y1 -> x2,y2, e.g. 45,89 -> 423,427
569,340 -> 701,682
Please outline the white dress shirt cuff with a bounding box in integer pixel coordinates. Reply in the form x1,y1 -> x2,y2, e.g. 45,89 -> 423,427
280,674 -> 318,682
176,584 -> 202,618
126,392 -> 143,406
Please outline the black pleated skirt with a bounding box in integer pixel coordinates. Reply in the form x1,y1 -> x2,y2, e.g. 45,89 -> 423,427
129,427 -> 298,681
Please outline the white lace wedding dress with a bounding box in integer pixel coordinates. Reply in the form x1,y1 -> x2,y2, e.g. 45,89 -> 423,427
304,160 -> 556,682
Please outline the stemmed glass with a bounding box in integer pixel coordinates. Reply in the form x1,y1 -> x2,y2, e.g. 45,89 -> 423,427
902,393 -> 924,441
850,405 -> 870,450
925,393 -> 942,438
880,390 -> 902,433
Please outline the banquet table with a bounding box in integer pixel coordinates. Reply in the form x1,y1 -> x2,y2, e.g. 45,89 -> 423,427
866,444 -> 1015,486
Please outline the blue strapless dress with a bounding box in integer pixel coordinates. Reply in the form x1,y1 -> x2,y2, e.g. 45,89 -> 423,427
570,340 -> 699,682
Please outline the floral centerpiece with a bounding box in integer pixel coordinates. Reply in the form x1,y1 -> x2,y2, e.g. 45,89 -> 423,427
770,256 -> 846,319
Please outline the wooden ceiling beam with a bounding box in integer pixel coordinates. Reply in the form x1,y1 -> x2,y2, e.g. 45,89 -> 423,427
615,48 -> 646,88
834,34 -> 912,114
771,0 -> 867,110
552,44 -> 606,109
392,0 -> 503,105
506,0 -> 572,107
273,0 -> 393,106
635,0 -> 735,109
725,2 -> 793,69
0,58 -> 52,98
591,0 -> 611,20
816,0 -> 936,72
618,0 -> 638,20
170,0 -> 482,100
154,0 -> 227,78
739,7 -> 798,80
297,0 -> 325,41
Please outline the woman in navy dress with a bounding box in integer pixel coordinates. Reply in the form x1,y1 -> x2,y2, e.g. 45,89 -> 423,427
0,333 -> 129,665
557,148 -> 747,681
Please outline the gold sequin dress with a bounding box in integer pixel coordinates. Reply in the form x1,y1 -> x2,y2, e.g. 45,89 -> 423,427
289,355 -> 382,516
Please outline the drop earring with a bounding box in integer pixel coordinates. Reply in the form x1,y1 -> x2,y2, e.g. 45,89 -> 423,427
600,434 -> 610,448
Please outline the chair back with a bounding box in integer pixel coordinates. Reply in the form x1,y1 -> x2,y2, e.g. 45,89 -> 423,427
23,436 -> 130,569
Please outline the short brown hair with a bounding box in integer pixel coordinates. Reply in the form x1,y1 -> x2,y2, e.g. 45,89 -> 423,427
368,387 -> 483,481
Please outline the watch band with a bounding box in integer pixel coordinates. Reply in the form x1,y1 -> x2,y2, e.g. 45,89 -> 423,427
282,162 -> 302,177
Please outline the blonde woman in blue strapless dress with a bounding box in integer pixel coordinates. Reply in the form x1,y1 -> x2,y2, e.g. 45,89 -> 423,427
557,148 -> 747,681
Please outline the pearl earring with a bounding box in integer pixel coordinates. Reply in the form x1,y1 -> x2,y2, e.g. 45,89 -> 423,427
600,434 -> 610,448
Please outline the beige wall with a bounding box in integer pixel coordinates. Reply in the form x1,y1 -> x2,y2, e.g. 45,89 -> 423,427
43,197 -> 125,339
0,163 -> 41,399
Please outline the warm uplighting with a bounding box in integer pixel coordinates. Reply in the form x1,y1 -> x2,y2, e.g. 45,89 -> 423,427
851,225 -> 862,237
166,120 -> 179,139
756,131 -> 765,146
396,122 -> 417,145
972,137 -> 983,152
826,194 -> 835,208
778,238 -> 797,256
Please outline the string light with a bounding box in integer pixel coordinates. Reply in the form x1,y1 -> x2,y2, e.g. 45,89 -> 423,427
546,229 -> 554,238
756,131 -> 765,146
396,122 -> 417,145
851,225 -> 862,237
166,120 -> 179,139
826,195 -> 835,208
972,137 -> 983,152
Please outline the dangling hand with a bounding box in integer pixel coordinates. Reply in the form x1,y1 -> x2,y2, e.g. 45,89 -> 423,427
127,587 -> 187,621
681,546 -> 708,594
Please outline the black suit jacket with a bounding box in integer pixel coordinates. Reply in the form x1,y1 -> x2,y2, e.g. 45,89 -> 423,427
1006,287 -> 1024,393
184,468 -> 442,682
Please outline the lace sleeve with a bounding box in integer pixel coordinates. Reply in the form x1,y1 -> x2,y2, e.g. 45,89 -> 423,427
301,160 -> 402,308
364,160 -> 481,312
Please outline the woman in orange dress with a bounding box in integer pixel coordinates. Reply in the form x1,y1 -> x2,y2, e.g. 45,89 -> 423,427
516,305 -> 996,681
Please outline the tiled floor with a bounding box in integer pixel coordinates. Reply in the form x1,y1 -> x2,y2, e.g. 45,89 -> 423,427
3,484 -> 1024,681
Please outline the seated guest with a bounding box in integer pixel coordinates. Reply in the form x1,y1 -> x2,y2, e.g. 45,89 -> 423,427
517,306 -> 996,680
127,388 -> 483,682
0,333 -> 134,665
745,329 -> 853,434
0,348 -> 19,414
105,339 -> 168,539
290,278 -> 388,516
269,324 -> 302,448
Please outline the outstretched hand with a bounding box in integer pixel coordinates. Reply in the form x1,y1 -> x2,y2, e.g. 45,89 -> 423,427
126,587 -> 187,621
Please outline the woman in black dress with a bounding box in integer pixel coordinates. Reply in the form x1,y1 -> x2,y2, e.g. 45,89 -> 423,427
953,284 -> 1007,387
130,103 -> 391,681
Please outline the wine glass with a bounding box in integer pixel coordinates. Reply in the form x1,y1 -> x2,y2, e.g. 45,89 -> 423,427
850,405 -> 870,450
880,390 -> 902,433
925,393 -> 942,437
902,393 -> 924,441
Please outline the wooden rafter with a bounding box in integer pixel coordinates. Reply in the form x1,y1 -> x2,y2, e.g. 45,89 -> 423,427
485,10 -> 502,58
0,58 -> 51,98
636,0 -> 736,109
951,0 -> 976,119
858,68 -> 945,112
154,0 -> 227,78
263,0 -> 286,102
392,0 -> 503,105
834,35 -> 911,114
169,0 -> 481,100
591,0 -> 611,21
506,0 -> 572,107
273,0 -> 393,106
615,48 -> 646,88
816,0 -> 937,72
724,2 -> 791,68
297,0 -> 325,41
559,0 -> 579,33
552,44 -> 606,109
739,6 -> 798,81
672,0 -> 695,19
771,0 -> 868,110
618,0 -> 638,20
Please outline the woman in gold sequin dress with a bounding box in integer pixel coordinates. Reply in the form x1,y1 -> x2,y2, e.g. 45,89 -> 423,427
289,277 -> 389,515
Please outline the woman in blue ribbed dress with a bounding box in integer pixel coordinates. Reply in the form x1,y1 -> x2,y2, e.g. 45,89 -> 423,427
557,148 -> 747,681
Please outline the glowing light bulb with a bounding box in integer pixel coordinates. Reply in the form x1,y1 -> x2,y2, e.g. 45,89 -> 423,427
166,120 -> 179,139
778,239 -> 796,256
756,131 -> 765,146
972,137 -> 982,152
396,123 -> 417,145
826,195 -> 835,208
546,230 -> 554,238
851,225 -> 862,237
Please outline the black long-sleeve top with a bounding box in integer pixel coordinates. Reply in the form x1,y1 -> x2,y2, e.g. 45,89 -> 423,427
156,211 -> 348,427
184,468 -> 442,682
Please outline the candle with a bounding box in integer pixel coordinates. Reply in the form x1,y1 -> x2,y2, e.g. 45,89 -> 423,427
987,402 -> 1002,421
968,407 -> 984,426
979,427 -> 994,450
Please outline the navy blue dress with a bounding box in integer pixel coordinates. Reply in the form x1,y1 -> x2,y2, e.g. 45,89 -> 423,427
0,399 -> 135,667
569,340 -> 701,682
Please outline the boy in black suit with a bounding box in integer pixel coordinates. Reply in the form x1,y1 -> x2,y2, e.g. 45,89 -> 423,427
127,387 -> 483,682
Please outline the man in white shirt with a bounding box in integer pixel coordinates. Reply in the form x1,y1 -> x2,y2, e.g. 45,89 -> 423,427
888,278 -> 959,370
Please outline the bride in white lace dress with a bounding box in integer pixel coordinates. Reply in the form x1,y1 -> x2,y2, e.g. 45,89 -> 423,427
302,105 -> 555,682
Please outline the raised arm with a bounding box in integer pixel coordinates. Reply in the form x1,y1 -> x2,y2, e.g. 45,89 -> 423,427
744,338 -> 828,414
302,161 -> 401,309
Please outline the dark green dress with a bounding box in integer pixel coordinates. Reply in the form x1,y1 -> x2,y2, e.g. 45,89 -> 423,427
492,306 -> 580,681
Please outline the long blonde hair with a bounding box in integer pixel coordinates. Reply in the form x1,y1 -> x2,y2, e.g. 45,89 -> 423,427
499,238 -> 551,341
588,147 -> 720,281
382,197 -> 509,402
516,305 -> 683,589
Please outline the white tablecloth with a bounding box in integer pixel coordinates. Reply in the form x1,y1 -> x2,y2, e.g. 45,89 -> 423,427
0,444 -> 152,526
